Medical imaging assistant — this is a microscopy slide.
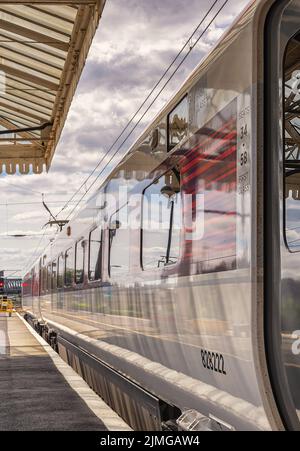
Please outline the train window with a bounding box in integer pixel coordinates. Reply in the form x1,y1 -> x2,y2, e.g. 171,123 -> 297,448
44,267 -> 47,293
41,255 -> 47,293
51,261 -> 57,291
47,264 -> 51,291
280,8 -> 300,426
40,269 -> 43,293
65,247 -> 74,286
109,204 -> 130,276
22,274 -> 31,297
142,170 -> 182,269
57,255 -> 64,289
41,266 -> 45,293
284,32 -> 300,252
89,227 -> 102,281
168,96 -> 189,150
75,239 -> 85,284
180,99 -> 237,273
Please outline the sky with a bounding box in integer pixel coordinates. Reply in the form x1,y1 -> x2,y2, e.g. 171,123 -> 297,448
0,0 -> 250,277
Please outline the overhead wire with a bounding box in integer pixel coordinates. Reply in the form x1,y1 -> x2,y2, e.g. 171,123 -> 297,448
0,178 -> 88,199
0,201 -> 86,206
22,229 -> 53,273
55,0 -> 226,220
65,0 -> 229,220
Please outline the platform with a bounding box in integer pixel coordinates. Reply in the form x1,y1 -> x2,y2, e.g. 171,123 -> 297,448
0,313 -> 131,431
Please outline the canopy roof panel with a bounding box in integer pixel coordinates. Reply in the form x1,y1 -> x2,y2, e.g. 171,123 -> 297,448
0,0 -> 106,174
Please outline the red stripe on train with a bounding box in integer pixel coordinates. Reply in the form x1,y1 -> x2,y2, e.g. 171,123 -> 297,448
181,131 -> 237,174
182,145 -> 236,185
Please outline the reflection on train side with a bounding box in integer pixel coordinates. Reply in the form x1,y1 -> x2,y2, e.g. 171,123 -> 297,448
24,100 -> 259,411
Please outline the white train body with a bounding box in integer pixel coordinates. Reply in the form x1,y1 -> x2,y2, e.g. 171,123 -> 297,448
23,0 -> 300,431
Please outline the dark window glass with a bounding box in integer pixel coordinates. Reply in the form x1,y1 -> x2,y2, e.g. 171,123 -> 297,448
65,247 -> 74,287
142,170 -> 182,269
168,96 -> 189,150
109,205 -> 130,276
89,228 -> 102,281
57,255 -> 64,288
75,239 -> 85,284
284,35 -> 300,252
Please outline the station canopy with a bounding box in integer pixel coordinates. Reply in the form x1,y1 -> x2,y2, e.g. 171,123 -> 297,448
0,0 -> 105,175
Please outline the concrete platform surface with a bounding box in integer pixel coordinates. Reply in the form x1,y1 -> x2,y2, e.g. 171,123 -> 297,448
0,313 -> 131,431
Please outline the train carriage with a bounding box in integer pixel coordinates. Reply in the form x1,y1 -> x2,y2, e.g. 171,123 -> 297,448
23,0 -> 300,431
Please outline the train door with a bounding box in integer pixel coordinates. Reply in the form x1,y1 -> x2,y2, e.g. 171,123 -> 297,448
265,0 -> 300,431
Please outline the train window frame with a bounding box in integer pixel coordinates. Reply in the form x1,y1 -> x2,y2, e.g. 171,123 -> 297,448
283,30 -> 300,254
75,238 -> 85,285
47,263 -> 52,292
41,265 -> 45,294
108,204 -> 130,278
39,258 -> 42,296
64,247 -> 74,287
41,255 -> 47,294
44,266 -> 47,294
51,260 -> 57,291
265,0 -> 300,431
57,254 -> 64,289
167,95 -> 189,152
88,227 -> 102,282
141,169 -> 182,272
